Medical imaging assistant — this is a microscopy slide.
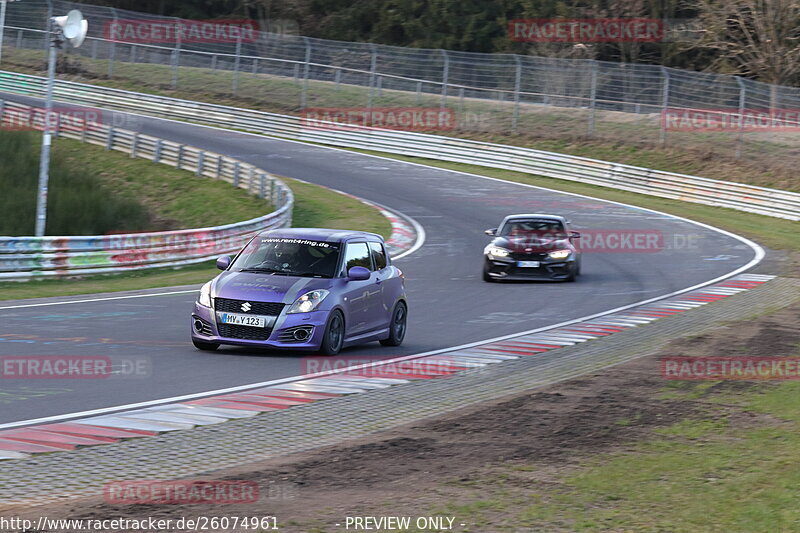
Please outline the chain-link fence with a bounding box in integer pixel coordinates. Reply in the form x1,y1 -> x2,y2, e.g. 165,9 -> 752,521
1,0 -> 799,163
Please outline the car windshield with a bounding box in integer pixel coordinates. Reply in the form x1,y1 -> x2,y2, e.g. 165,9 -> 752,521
500,219 -> 566,238
231,237 -> 341,278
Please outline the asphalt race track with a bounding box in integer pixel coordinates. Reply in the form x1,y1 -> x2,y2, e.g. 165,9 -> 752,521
0,94 -> 761,425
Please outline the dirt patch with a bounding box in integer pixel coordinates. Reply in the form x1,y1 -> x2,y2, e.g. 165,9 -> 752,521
10,304 -> 800,531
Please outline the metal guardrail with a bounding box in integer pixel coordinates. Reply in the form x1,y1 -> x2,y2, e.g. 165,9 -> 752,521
2,71 -> 797,222
0,97 -> 293,280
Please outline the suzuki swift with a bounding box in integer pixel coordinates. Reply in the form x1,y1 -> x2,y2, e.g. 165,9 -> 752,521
191,229 -> 408,355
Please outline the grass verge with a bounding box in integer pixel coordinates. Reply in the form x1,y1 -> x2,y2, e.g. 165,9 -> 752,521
0,176 -> 392,301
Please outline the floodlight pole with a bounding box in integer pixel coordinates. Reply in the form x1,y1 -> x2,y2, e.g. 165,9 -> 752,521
34,21 -> 59,237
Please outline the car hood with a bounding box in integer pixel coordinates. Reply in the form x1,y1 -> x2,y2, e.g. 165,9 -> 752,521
212,271 -> 333,304
493,235 -> 572,253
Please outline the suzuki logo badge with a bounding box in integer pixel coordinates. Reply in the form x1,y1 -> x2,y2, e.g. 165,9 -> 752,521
241,302 -> 252,312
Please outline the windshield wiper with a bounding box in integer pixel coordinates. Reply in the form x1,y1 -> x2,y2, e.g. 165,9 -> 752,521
239,268 -> 286,274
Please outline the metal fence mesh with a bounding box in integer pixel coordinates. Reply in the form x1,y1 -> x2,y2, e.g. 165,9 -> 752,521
1,0 -> 799,162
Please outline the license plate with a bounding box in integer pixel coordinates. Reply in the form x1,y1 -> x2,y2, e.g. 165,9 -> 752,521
517,261 -> 540,268
217,312 -> 271,328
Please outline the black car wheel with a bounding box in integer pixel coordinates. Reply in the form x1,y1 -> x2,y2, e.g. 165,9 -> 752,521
320,310 -> 345,355
380,302 -> 407,347
192,339 -> 220,351
483,263 -> 495,282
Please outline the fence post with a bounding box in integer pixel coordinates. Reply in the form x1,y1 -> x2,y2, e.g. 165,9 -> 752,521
300,36 -> 311,109
512,55 -> 522,132
232,33 -> 242,96
367,43 -> 377,115
44,0 -> 52,60
440,49 -> 449,111
171,16 -> 181,90
587,60 -> 598,137
108,8 -> 118,78
735,76 -> 746,159
659,67 -> 670,145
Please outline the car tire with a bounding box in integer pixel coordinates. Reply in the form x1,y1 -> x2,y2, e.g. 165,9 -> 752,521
565,264 -> 578,282
192,339 -> 220,351
320,310 -> 345,355
483,265 -> 494,282
380,301 -> 407,347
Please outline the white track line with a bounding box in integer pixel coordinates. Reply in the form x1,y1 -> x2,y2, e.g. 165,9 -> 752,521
0,289 -> 199,310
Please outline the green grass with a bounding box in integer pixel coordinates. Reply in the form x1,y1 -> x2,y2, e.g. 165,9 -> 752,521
0,176 -> 392,301
0,130 -> 150,235
2,48 -> 798,191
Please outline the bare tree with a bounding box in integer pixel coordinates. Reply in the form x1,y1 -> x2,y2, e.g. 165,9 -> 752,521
694,0 -> 800,85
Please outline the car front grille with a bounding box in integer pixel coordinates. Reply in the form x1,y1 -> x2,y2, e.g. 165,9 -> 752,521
509,252 -> 548,261
217,323 -> 274,341
215,298 -> 285,316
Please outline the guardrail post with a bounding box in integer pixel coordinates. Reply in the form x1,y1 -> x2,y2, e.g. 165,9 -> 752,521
154,139 -> 163,163
105,128 -> 114,150
512,55 -> 522,132
415,81 -> 422,105
440,49 -> 449,111
249,167 -> 256,193
659,67 -> 670,146
216,155 -> 223,178
334,67 -> 341,90
16,29 -> 22,49
176,144 -> 184,168
129,45 -> 136,63
211,55 -> 217,70
735,77 -> 746,159
232,33 -> 242,96
300,36 -> 311,109
587,60 -> 598,137
367,43 -> 377,115
91,39 -> 97,60
171,16 -> 181,90
53,113 -> 61,138
233,161 -> 240,187
130,132 -> 139,158
0,99 -> 5,127
196,151 -> 205,176
108,8 -> 118,78
259,173 -> 266,198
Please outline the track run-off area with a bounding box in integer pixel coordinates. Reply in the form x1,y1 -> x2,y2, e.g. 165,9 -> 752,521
0,92 -> 763,427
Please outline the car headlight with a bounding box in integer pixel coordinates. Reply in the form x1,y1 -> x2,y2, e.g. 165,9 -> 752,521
485,245 -> 510,258
287,289 -> 330,314
198,281 -> 213,307
548,249 -> 571,260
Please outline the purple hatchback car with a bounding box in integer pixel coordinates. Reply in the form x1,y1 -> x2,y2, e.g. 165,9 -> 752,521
191,228 -> 407,355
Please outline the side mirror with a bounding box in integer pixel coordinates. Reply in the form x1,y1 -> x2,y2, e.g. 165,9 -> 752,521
484,228 -> 497,236
216,255 -> 232,270
570,231 -> 581,239
347,266 -> 371,281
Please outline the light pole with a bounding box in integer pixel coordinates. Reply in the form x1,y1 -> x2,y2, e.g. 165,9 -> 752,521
34,9 -> 86,237
0,0 -> 20,66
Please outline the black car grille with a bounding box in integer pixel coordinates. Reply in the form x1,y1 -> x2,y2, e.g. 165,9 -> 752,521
509,252 -> 548,261
217,323 -> 274,341
215,298 -> 285,316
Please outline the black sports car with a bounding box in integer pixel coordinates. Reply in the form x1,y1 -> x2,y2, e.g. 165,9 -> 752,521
483,214 -> 581,282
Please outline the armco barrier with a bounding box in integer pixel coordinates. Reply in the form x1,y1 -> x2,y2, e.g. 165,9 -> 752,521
0,98 -> 293,280
1,71 -> 797,221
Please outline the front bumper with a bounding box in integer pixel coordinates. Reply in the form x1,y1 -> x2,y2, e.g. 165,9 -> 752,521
484,256 -> 577,281
191,302 -> 329,350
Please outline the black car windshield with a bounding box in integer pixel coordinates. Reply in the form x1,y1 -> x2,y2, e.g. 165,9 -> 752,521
231,237 -> 341,278
500,219 -> 566,238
